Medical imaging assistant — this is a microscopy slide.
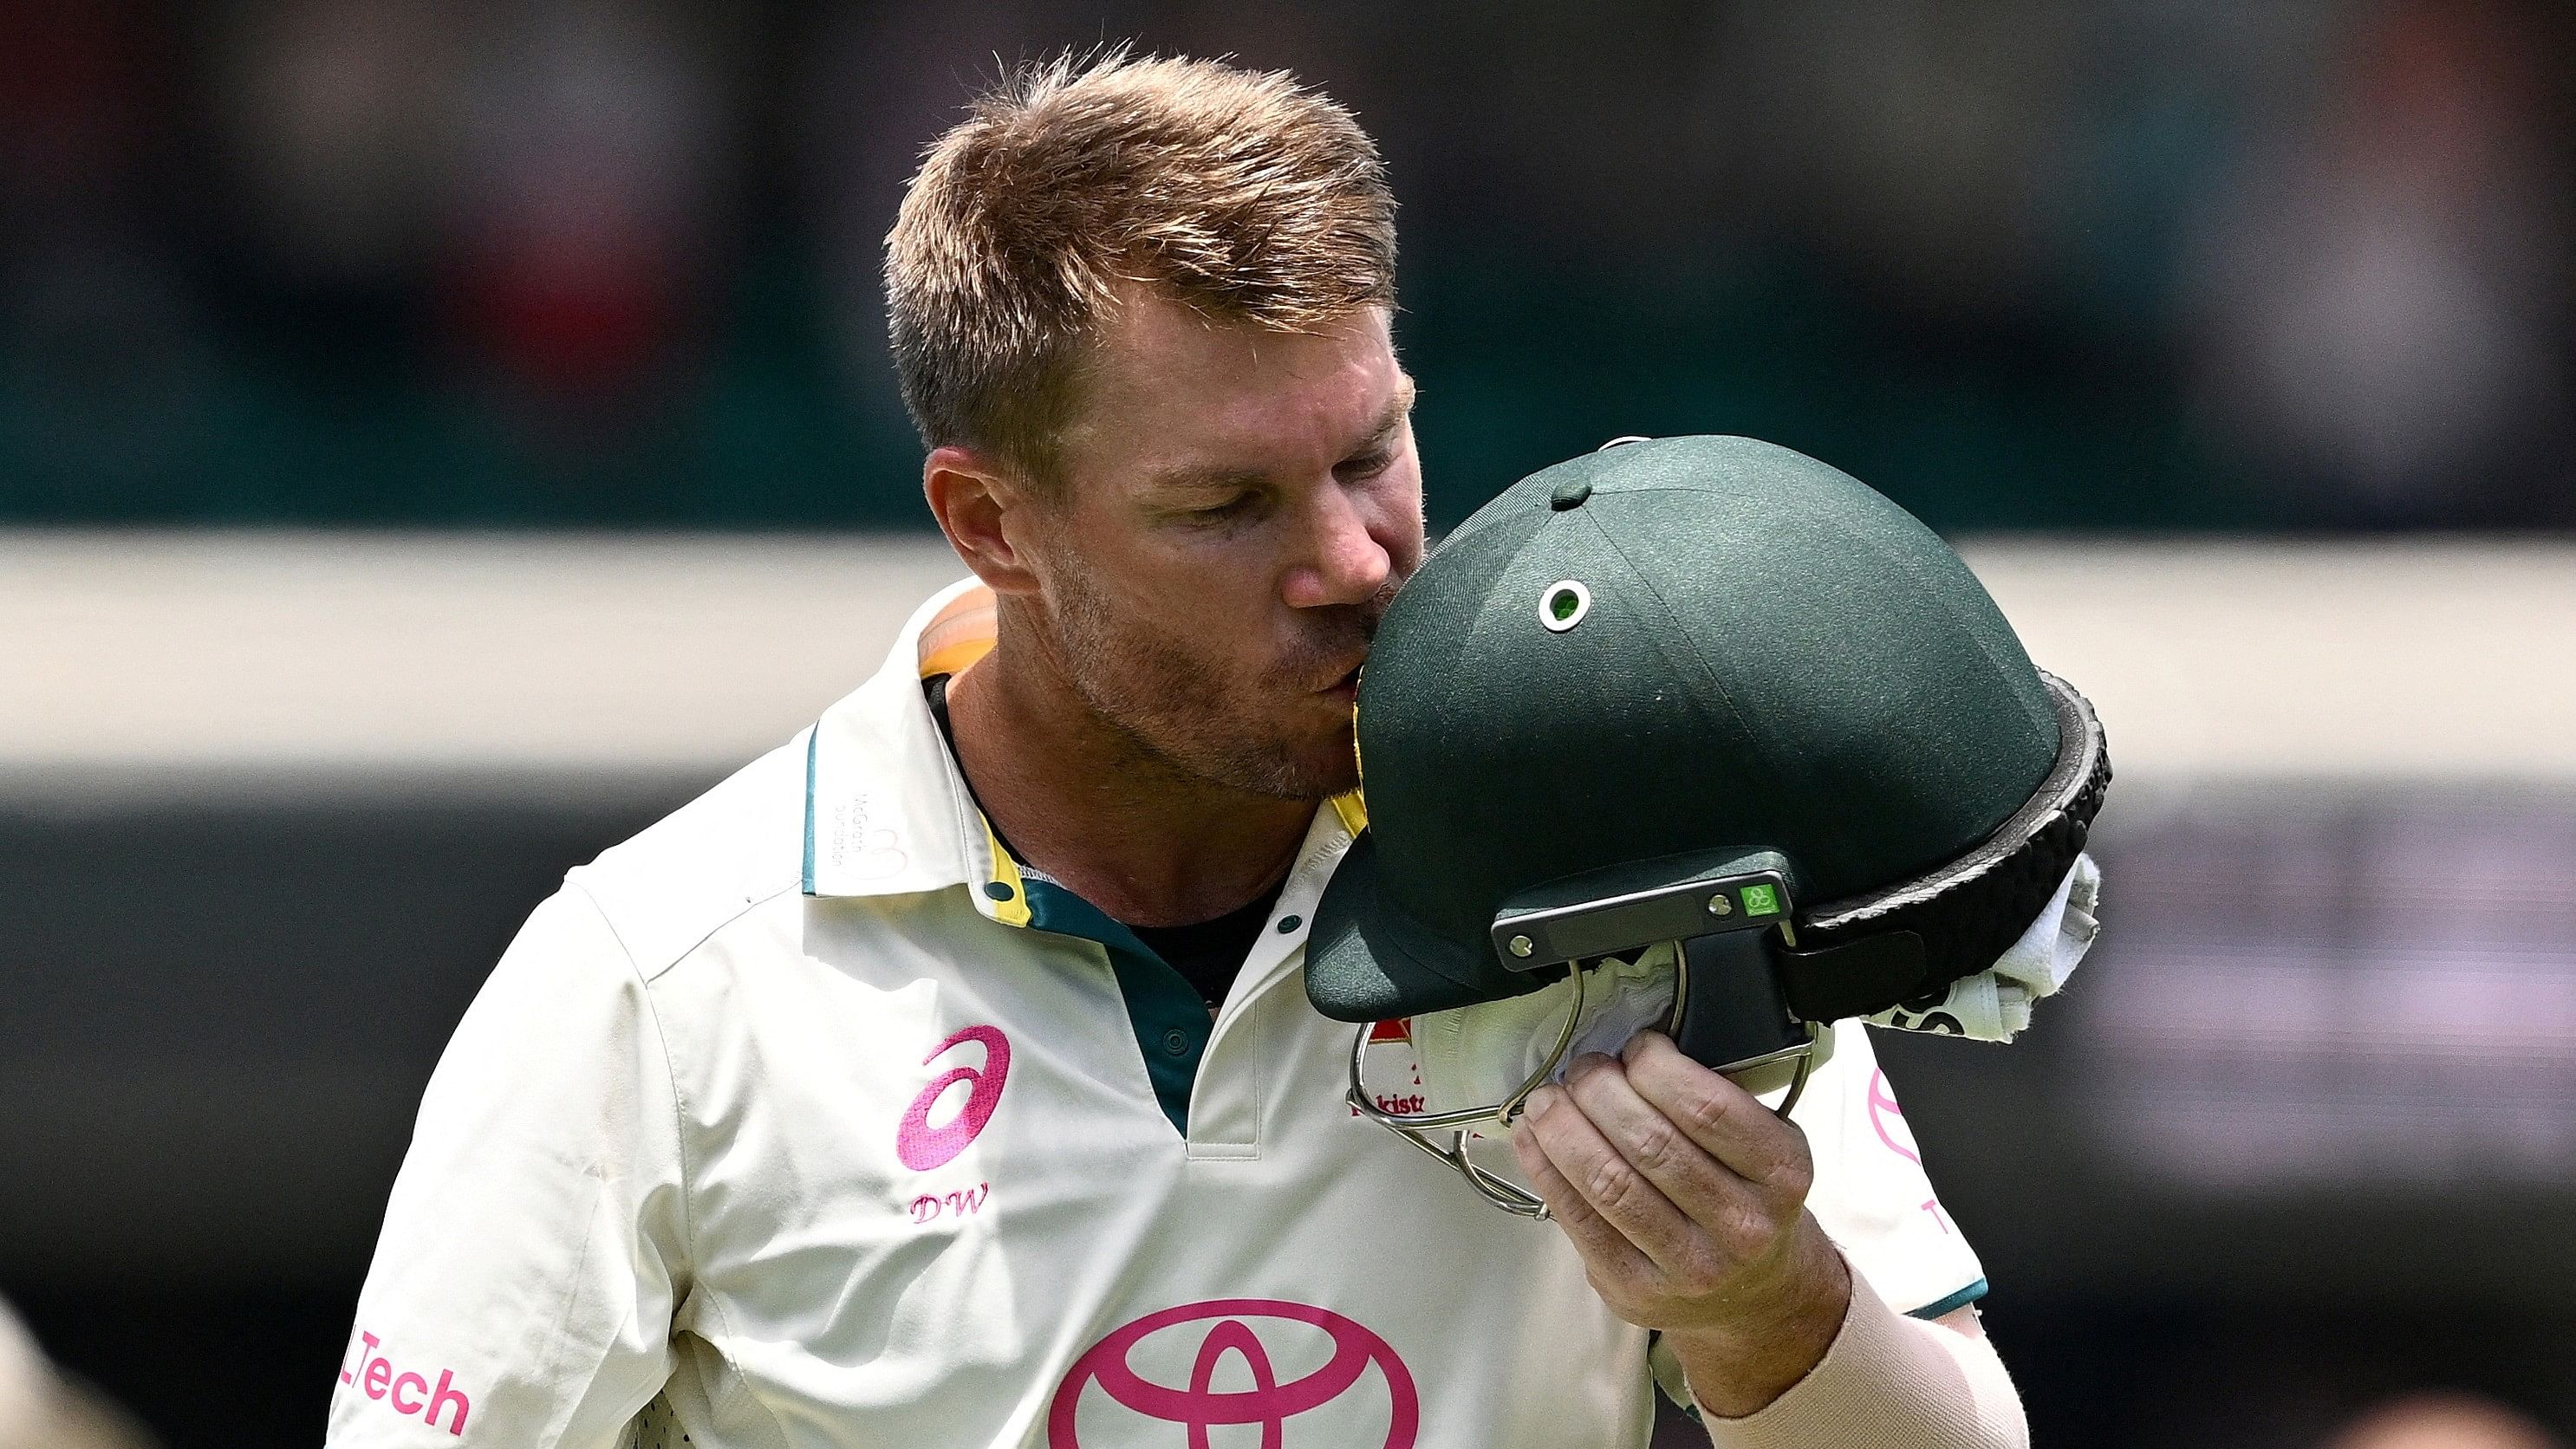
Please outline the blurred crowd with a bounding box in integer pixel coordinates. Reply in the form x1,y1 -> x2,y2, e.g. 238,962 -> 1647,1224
1,0 -> 2569,529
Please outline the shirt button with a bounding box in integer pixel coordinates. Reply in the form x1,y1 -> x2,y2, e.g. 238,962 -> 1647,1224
1275,914 -> 1302,933
1161,1028 -> 1192,1056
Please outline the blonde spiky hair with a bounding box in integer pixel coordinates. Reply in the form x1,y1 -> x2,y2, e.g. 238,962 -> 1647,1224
885,49 -> 1397,485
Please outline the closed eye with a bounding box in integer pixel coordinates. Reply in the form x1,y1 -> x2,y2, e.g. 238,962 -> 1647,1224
1184,492 -> 1261,525
1334,450 -> 1398,484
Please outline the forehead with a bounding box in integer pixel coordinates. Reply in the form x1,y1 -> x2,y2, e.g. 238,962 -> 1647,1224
1060,295 -> 1401,479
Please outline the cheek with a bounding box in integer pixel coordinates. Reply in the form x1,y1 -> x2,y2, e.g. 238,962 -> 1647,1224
1138,551 -> 1281,638
1064,532 -> 1228,621
1106,558 -> 1284,676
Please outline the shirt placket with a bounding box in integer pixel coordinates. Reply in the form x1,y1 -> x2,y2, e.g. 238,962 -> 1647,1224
1184,810 -> 1357,1157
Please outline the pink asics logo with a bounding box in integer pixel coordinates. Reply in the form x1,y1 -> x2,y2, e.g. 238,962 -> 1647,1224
1049,1299 -> 1419,1447
896,1024 -> 1011,1172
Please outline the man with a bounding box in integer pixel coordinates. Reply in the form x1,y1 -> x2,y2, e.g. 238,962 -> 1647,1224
329,53 -> 2024,1446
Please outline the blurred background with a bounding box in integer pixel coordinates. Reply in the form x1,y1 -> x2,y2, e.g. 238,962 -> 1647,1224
3,1 -> 2573,1445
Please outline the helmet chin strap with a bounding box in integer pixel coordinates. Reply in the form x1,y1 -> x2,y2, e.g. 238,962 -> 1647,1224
1345,958 -> 1821,1218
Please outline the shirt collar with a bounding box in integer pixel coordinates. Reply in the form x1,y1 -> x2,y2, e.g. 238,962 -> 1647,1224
799,579 -> 1369,924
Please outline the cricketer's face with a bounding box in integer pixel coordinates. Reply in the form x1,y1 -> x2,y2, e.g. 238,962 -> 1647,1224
1026,296 -> 1425,800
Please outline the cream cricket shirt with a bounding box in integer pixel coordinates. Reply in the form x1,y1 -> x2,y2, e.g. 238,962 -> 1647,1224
326,580 -> 1987,1449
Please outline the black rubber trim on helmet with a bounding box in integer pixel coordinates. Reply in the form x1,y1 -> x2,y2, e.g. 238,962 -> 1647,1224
1775,673 -> 2110,1023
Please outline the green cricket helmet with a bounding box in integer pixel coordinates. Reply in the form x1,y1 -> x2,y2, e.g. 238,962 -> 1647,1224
1307,436 -> 2109,1058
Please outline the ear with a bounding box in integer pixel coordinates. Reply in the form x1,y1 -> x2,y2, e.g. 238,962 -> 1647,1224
923,445 -> 1044,596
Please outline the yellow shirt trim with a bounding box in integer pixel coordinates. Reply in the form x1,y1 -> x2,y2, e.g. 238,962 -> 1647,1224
1330,790 -> 1369,836
979,816 -> 1031,928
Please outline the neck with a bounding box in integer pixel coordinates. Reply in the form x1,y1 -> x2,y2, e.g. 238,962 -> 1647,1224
943,608 -> 1316,928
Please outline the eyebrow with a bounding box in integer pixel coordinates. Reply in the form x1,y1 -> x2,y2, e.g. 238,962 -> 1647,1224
1363,376 -> 1420,452
1145,375 -> 1418,496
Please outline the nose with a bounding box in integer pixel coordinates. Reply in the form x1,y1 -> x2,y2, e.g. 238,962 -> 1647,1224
1280,481 -> 1394,610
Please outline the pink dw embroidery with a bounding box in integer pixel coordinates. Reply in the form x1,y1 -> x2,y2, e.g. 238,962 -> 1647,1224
338,1330 -> 472,1436
1049,1298 -> 1420,1448
1867,1069 -> 1922,1165
909,1182 -> 992,1225
897,1024 -> 1011,1173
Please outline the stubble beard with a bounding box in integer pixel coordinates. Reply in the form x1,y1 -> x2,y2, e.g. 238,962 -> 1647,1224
1045,562 -> 1383,802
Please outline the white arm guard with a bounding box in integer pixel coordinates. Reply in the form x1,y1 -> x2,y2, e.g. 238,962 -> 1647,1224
1697,1268 -> 2029,1449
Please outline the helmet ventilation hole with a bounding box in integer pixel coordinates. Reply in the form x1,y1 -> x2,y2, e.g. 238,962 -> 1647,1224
1540,581 -> 1591,632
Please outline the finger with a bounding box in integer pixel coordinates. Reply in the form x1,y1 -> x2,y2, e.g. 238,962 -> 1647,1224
1620,1031 -> 1814,1204
1560,1049 -> 1770,1247
1510,1106 -> 1661,1290
1517,1069 -> 1702,1278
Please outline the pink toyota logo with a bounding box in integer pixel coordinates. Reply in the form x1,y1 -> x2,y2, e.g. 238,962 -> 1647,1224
1049,1299 -> 1419,1447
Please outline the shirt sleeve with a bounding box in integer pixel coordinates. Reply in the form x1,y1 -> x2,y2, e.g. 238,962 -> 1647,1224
327,884 -> 687,1446
1790,1023 -> 1988,1321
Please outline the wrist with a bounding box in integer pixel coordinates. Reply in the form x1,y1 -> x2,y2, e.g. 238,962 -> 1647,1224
1671,1269 -> 2030,1449
1663,1218 -> 1853,1418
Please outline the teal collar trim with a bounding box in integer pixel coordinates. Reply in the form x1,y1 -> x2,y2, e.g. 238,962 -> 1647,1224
1908,1277 -> 1989,1321
1018,875 -> 1211,1137
800,726 -> 819,895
